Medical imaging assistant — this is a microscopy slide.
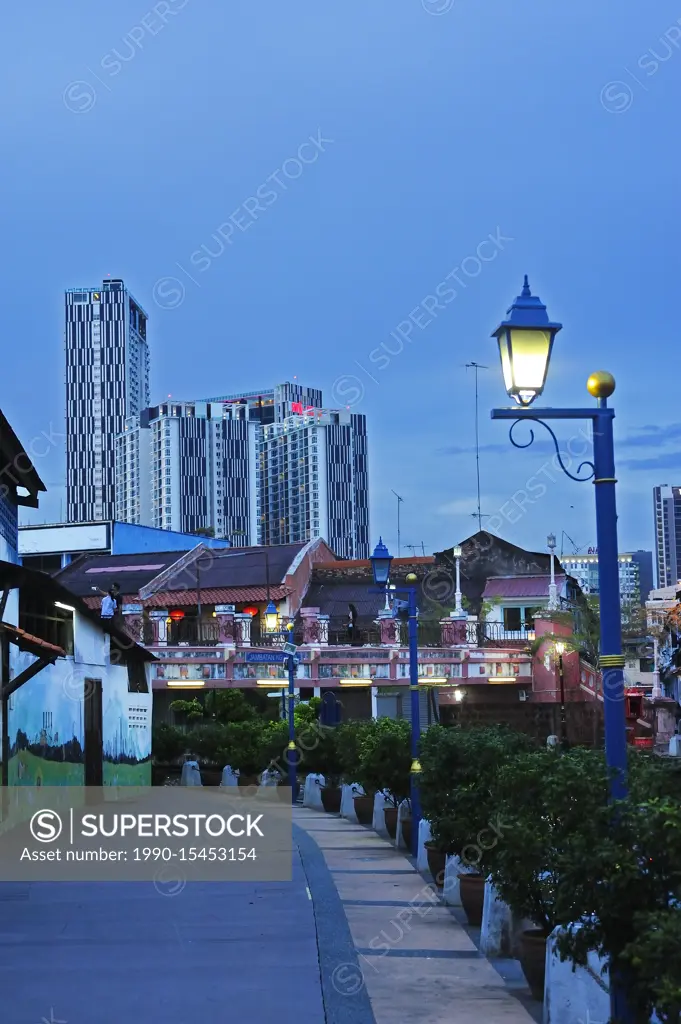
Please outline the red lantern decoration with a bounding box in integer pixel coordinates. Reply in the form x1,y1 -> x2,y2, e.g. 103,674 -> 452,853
242,606 -> 259,617
169,610 -> 185,621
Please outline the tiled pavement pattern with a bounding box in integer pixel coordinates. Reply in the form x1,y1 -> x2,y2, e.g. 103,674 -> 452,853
295,805 -> 542,1024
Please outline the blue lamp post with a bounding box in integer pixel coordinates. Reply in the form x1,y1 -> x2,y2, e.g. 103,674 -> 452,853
370,538 -> 421,857
490,277 -> 631,1023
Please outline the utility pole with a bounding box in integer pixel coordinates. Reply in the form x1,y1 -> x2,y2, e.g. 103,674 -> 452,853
391,490 -> 404,557
465,362 -> 488,531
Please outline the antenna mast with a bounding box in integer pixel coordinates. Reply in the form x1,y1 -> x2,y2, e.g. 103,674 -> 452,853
465,362 -> 488,530
391,490 -> 404,557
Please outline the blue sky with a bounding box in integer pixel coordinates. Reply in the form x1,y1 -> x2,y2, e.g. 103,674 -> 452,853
3,0 -> 680,559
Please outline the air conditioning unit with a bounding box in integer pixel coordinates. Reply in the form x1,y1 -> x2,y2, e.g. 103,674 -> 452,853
518,689 -> 529,702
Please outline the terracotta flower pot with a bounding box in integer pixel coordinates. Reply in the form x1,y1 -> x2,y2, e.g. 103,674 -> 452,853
354,795 -> 374,825
518,929 -> 548,1002
384,806 -> 398,839
401,817 -> 412,852
321,787 -> 342,813
424,841 -> 447,887
458,873 -> 485,925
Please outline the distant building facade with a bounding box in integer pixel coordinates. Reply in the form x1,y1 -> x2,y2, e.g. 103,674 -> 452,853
654,485 -> 681,587
561,549 -> 654,608
65,280 -> 150,522
115,383 -> 370,558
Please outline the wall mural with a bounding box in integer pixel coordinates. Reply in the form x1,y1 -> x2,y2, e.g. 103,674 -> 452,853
8,672 -> 85,786
7,670 -> 152,787
103,674 -> 152,786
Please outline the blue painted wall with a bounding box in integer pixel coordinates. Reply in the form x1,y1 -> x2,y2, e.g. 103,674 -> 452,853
111,522 -> 230,555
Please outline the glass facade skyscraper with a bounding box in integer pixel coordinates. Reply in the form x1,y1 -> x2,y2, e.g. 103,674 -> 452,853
65,280 -> 149,522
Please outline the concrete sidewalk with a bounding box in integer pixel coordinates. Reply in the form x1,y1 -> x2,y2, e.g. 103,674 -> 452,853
295,805 -> 541,1024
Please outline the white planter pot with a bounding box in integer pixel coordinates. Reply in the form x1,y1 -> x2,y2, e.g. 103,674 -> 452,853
340,783 -> 364,822
396,799 -> 411,850
303,773 -> 325,809
417,819 -> 432,873
442,854 -> 476,906
372,791 -> 390,835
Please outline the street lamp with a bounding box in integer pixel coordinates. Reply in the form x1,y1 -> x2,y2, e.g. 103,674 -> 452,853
554,640 -> 568,749
547,533 -> 559,611
492,274 -> 562,407
491,277 -> 631,1024
453,545 -> 464,617
370,539 -> 421,858
265,601 -> 279,633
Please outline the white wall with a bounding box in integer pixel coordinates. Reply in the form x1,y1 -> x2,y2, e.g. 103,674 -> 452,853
73,611 -> 108,666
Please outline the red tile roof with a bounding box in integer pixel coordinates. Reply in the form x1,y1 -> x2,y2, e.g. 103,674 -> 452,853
0,622 -> 64,659
83,585 -> 290,609
482,575 -> 566,599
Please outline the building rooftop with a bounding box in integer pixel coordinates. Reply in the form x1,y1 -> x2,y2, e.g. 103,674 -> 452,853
56,543 -> 316,605
482,575 -> 567,599
0,408 -> 47,507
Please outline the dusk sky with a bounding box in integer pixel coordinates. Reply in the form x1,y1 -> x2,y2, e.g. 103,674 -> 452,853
4,0 -> 679,559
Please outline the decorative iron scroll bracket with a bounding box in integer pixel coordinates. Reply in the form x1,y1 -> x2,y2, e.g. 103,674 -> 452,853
508,417 -> 595,483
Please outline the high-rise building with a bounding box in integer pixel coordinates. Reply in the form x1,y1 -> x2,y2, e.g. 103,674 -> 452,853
561,550 -> 654,610
65,280 -> 149,522
257,407 -> 369,558
115,383 -> 369,557
116,400 -> 259,542
654,485 -> 681,587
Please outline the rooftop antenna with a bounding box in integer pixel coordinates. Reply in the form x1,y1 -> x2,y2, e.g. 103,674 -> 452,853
391,490 -> 404,557
465,362 -> 489,531
560,531 -> 580,558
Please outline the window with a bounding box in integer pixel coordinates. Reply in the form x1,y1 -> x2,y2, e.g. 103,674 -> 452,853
19,592 -> 74,656
127,658 -> 149,693
503,607 -> 522,631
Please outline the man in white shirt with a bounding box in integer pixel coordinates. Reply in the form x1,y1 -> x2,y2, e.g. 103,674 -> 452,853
97,583 -> 120,619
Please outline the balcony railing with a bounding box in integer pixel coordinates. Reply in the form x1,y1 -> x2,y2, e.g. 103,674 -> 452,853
466,621 -> 534,647
166,620 -> 221,646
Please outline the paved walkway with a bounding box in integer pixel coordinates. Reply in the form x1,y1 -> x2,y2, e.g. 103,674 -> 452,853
1,806 -> 541,1024
294,805 -> 541,1024
0,849 -> 325,1024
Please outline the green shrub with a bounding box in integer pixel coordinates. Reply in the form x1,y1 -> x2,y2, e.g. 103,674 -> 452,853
298,723 -> 344,785
552,755 -> 681,1022
152,723 -> 188,764
419,724 -> 535,867
486,746 -> 609,934
355,718 -> 411,807
335,719 -> 375,783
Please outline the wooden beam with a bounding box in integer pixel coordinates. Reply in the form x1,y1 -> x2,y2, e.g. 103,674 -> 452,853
1,656 -> 55,701
0,588 -> 8,619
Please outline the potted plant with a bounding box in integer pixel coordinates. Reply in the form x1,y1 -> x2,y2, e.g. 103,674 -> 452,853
419,725 -> 535,924
355,719 -> 411,836
487,747 -> 612,1002
552,752 -> 681,1020
299,724 -> 344,813
335,720 -> 375,822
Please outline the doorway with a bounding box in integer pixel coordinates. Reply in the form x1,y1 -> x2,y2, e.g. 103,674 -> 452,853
84,678 -> 103,787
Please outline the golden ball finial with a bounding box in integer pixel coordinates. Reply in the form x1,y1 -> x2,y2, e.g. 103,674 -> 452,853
586,371 -> 616,399
406,573 -> 417,583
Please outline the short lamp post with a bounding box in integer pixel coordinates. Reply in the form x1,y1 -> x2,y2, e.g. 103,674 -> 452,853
490,276 -> 632,1024
554,641 -> 568,749
453,545 -> 464,617
547,533 -> 559,612
370,538 -> 421,857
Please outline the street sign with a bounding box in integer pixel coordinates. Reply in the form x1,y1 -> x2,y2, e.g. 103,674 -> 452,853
283,642 -> 297,656
245,650 -> 286,664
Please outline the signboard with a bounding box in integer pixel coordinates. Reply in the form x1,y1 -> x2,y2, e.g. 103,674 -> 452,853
245,650 -> 286,664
